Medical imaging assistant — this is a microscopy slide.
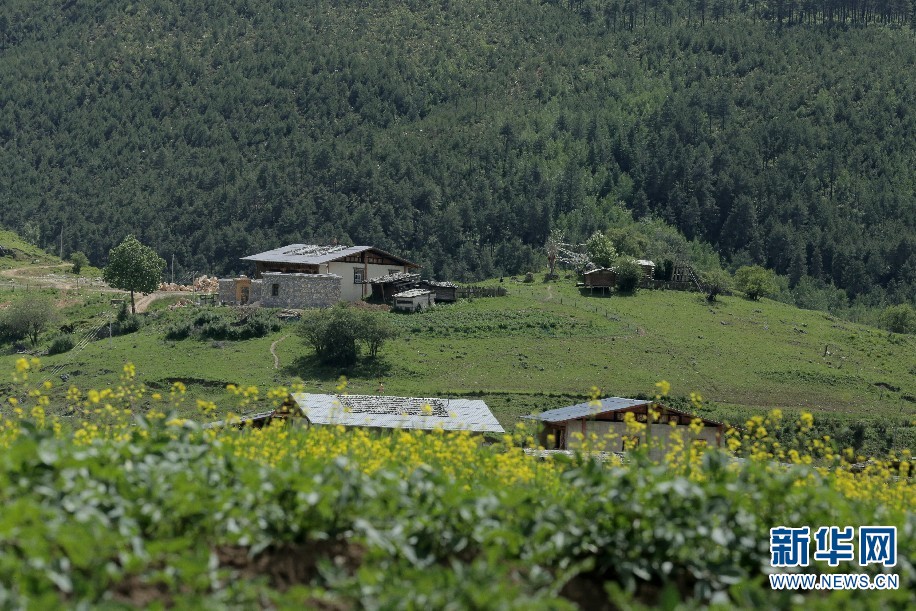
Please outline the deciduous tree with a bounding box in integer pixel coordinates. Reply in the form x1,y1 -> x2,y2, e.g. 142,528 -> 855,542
102,236 -> 165,314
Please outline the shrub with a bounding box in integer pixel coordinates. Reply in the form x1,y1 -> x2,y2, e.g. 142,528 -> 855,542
614,257 -> 643,293
880,303 -> 916,334
299,304 -> 396,365
47,333 -> 75,355
735,265 -> 779,300
165,321 -> 194,340
701,269 -> 733,302
118,314 -> 143,335
0,293 -> 55,345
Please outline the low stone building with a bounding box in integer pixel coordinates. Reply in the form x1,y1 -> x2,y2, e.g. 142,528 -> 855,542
219,273 -> 340,308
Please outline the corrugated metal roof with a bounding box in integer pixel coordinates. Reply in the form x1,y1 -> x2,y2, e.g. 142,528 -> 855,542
521,397 -> 651,423
368,272 -> 420,284
393,289 -> 433,298
290,393 -> 505,433
241,244 -> 419,267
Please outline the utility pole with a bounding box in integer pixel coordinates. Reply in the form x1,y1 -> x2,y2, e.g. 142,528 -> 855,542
59,227 -> 64,260
171,254 -> 175,284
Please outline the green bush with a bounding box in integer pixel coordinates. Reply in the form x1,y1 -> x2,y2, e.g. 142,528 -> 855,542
880,304 -> 916,334
614,257 -> 643,293
735,265 -> 779,300
299,304 -> 397,366
118,314 -> 143,335
165,308 -> 282,341
165,321 -> 194,340
47,333 -> 75,355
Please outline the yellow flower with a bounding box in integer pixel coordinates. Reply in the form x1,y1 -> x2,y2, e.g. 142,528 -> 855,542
655,380 -> 671,397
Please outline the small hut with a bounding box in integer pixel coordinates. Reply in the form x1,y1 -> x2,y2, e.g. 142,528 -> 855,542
635,259 -> 656,280
583,268 -> 616,294
392,288 -> 435,312
522,397 -> 725,459
422,280 -> 457,302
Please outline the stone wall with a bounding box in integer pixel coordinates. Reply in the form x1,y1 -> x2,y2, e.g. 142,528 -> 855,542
258,272 -> 341,308
218,279 -> 237,305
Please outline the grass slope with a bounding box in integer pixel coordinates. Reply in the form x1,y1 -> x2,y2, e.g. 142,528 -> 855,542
4,279 -> 913,450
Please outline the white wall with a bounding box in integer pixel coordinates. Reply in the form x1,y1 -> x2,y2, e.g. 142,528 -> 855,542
328,262 -> 408,301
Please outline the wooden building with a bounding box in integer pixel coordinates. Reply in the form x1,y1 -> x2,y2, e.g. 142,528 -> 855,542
583,268 -> 616,293
369,273 -> 459,304
523,397 -> 725,458
241,244 -> 420,302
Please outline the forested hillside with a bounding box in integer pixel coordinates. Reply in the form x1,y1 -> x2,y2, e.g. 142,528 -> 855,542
1,0 -> 914,304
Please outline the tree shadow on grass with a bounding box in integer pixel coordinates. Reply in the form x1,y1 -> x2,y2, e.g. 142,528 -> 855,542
283,354 -> 393,382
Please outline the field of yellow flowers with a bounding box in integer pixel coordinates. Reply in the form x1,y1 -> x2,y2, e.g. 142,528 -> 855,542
0,360 -> 912,608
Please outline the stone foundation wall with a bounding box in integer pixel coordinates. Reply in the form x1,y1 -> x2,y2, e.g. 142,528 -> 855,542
219,274 -> 341,308
218,279 -> 237,304
250,279 -> 263,304
259,272 -> 341,308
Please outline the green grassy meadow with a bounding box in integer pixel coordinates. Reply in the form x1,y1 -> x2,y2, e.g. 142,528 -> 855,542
3,275 -> 914,451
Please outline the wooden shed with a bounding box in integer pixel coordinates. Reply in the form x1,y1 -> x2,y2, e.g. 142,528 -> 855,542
523,397 -> 725,459
583,268 -> 616,293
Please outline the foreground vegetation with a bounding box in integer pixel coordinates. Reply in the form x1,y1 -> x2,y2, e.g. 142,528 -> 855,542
0,363 -> 911,608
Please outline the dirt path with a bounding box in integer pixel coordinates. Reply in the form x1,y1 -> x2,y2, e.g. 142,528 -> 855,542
270,335 -> 289,370
0,264 -> 110,290
132,291 -> 196,313
545,284 -> 554,300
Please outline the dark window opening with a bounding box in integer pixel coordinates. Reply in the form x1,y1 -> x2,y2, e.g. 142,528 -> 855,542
271,283 -> 279,297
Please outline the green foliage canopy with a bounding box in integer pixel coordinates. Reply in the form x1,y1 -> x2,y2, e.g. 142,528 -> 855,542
102,236 -> 165,314
880,304 -> 916,334
298,304 -> 397,366
586,232 -> 618,269
614,257 -> 643,293
69,251 -> 88,275
701,269 -> 733,302
0,1 -> 913,304
735,265 -> 779,301
0,292 -> 55,345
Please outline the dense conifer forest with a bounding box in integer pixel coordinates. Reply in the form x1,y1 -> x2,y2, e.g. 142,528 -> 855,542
1,0 -> 914,305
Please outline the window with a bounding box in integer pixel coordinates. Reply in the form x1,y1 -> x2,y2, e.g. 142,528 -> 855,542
271,284 -> 279,297
353,268 -> 364,284
389,269 -> 400,275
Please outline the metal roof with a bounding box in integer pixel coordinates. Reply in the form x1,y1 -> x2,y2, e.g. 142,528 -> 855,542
290,393 -> 505,433
242,244 -> 419,268
583,268 -> 614,275
521,397 -> 651,423
368,272 -> 420,284
393,289 -> 433,298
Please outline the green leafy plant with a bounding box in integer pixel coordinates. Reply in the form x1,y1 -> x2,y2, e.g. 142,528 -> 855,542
734,265 -> 778,301
614,257 -> 643,293
102,235 -> 165,314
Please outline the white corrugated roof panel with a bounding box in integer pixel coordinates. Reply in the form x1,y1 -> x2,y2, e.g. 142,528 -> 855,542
290,393 -> 505,433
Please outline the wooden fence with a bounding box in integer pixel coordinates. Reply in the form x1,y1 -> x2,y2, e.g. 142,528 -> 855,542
455,286 -> 507,298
